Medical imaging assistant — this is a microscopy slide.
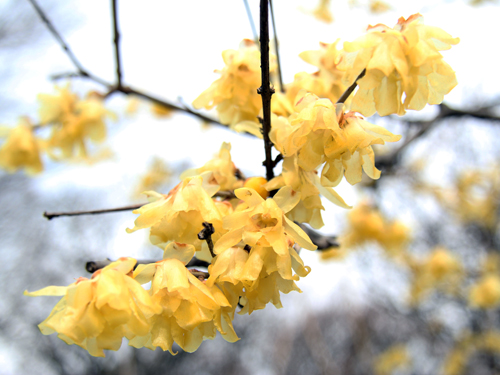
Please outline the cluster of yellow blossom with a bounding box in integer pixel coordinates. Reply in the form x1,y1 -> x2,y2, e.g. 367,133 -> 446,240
321,202 -> 409,260
407,247 -> 463,305
39,87 -> 114,159
241,92 -> 400,228
0,86 -> 113,174
28,167 -> 317,356
134,157 -> 172,197
339,14 -> 459,116
374,344 -> 410,375
193,39 -> 276,127
0,118 -> 43,174
469,253 -> 500,309
288,40 -> 347,105
418,167 -> 500,229
443,331 -> 500,375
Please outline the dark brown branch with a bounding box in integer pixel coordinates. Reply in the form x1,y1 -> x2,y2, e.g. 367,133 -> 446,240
258,0 -> 276,181
43,191 -> 237,220
27,0 -> 111,88
336,69 -> 366,104
31,0 -> 230,131
298,223 -> 339,250
269,0 -> 284,93
243,0 -> 259,44
86,258 -> 210,274
272,153 -> 283,168
198,222 -> 216,258
44,204 -> 144,220
111,0 -> 123,88
376,102 -> 500,173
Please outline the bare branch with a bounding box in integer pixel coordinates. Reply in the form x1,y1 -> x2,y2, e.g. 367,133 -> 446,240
198,222 -> 216,258
111,0 -> 123,88
336,69 -> 366,104
86,257 -> 210,273
258,0 -> 276,181
43,191 -> 236,220
43,203 -> 144,220
269,0 -> 284,93
243,0 -> 259,45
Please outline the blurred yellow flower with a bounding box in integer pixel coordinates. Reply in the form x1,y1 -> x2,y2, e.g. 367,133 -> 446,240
39,88 -> 114,159
134,157 -> 172,196
374,344 -> 410,375
0,118 -> 43,174
24,258 -> 160,357
469,274 -> 500,309
312,0 -> 333,23
409,247 -> 462,305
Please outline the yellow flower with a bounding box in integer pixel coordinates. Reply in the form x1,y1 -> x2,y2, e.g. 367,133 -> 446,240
40,88 -> 114,159
374,344 -> 410,375
243,176 -> 268,199
322,109 -> 402,186
312,0 -> 333,23
469,274 -> 500,309
134,157 -> 172,196
296,40 -> 347,103
266,155 -> 350,229
214,186 -> 317,257
369,0 -> 391,14
180,143 -> 242,191
0,118 -> 43,174
127,172 -> 228,261
151,102 -> 173,118
130,243 -> 238,354
193,39 -> 276,126
339,14 -> 459,116
24,258 -> 160,357
409,247 -> 462,305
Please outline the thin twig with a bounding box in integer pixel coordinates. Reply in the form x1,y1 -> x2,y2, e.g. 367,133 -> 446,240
111,0 -> 123,88
30,0 -> 231,130
27,0 -> 111,88
336,69 -> 366,104
258,0 -> 276,181
43,190 -> 237,220
86,257 -> 210,273
198,222 -> 216,258
43,204 -> 143,220
269,0 -> 284,93
243,0 -> 259,44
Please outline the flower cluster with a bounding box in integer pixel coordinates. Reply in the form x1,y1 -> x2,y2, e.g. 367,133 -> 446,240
267,92 -> 401,228
339,14 -> 459,116
0,86 -> 113,174
321,202 -> 410,260
193,39 -> 276,126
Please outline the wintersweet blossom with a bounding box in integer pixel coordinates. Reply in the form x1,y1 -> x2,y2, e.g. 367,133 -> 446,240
193,39 -> 276,126
130,243 -> 238,354
339,14 -> 459,116
206,186 -> 314,313
180,142 -> 243,192
293,40 -> 347,103
24,258 -> 161,357
409,247 -> 462,304
39,88 -> 114,159
127,172 -> 228,260
0,118 -> 43,174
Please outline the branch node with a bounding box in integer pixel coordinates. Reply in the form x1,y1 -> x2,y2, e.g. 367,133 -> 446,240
198,222 -> 216,258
